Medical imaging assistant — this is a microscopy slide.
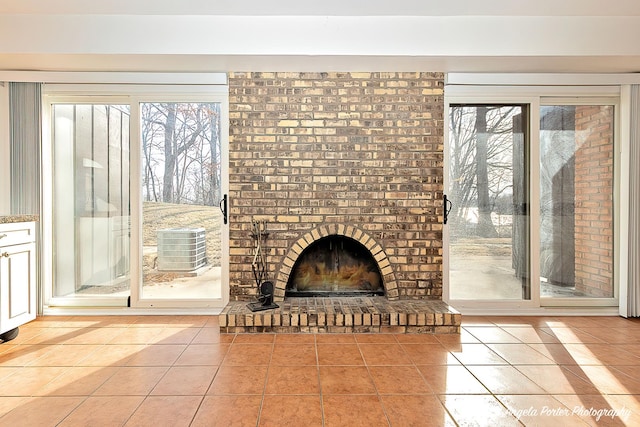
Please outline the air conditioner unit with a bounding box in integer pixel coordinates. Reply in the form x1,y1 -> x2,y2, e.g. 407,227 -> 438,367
157,228 -> 206,271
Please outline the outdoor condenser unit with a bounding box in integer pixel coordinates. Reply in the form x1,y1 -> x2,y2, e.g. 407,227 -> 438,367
157,228 -> 206,271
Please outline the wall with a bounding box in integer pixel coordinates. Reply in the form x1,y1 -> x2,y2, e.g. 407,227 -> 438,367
228,72 -> 444,301
0,83 -> 9,214
574,105 -> 614,297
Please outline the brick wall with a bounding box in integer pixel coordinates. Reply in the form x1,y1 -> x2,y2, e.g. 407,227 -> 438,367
574,105 -> 614,297
228,72 -> 444,301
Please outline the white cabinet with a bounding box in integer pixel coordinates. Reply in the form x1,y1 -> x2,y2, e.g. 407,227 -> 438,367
0,221 -> 37,341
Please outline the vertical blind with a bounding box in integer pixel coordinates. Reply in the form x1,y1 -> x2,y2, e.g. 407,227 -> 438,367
9,82 -> 41,215
628,85 -> 640,317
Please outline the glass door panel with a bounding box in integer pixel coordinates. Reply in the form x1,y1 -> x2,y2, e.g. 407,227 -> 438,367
540,104 -> 614,298
448,105 -> 530,300
140,102 -> 223,300
52,104 -> 131,302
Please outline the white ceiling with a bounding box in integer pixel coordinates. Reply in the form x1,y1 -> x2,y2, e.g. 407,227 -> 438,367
2,0 -> 640,16
2,1 -> 640,74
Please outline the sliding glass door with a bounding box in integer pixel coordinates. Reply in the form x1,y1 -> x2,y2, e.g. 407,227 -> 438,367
447,105 -> 530,300
539,104 -> 615,299
46,87 -> 229,309
138,102 -> 224,303
446,96 -> 618,307
51,103 -> 131,304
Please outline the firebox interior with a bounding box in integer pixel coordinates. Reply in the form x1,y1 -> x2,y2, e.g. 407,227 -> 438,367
286,235 -> 384,297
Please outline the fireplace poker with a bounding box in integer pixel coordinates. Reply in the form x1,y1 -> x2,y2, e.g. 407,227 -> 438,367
248,219 -> 278,312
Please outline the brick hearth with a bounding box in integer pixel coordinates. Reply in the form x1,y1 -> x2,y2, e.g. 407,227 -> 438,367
220,297 -> 460,334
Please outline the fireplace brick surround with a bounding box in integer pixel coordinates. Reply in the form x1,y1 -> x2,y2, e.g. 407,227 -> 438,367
223,72 -> 460,333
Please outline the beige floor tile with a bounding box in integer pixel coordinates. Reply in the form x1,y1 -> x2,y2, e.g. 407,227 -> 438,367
527,343 -> 585,365
463,326 -> 522,343
466,365 -> 547,394
208,365 -> 268,395
552,394 -> 635,426
93,366 -> 168,395
354,333 -> 398,343
460,316 -> 495,326
368,365 -> 431,394
259,395 -> 323,427
191,328 -> 227,344
0,396 -> 85,427
538,327 -> 606,344
500,326 -> 562,344
402,343 -> 460,365
394,333 -> 441,344
233,333 -> 275,344
514,365 -> 601,395
449,343 -> 508,365
265,365 -> 320,395
0,366 -> 69,396
108,327 -> 166,344
417,365 -> 489,394
35,366 -> 119,396
315,334 -> 356,344
151,365 -> 218,395
359,343 -> 413,365
62,327 -> 126,345
322,395 -> 388,427
24,328 -> 84,345
174,343 -> 229,366
152,327 -> 200,345
191,395 -> 262,427
496,394 -> 588,427
486,343 -> 556,365
58,395 -> 144,426
381,394 -> 456,426
440,394 -> 521,427
563,365 -> 640,394
78,344 -> 146,367
574,327 -> 640,344
274,333 -> 316,344
319,366 -> 376,394
616,344 -> 640,358
125,395 -> 202,427
0,396 -> 30,418
222,343 -> 273,365
270,343 -> 317,365
316,343 -> 365,365
436,328 -> 481,348
0,344 -> 56,367
5,314 -> 640,427
27,344 -> 102,367
125,344 -> 186,366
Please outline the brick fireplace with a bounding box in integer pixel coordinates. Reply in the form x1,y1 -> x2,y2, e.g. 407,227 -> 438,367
220,72 -> 460,333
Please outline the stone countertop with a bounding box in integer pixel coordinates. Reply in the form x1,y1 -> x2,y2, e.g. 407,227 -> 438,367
0,215 -> 39,224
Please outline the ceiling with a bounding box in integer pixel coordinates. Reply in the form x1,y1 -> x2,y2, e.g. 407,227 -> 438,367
2,1 -> 640,74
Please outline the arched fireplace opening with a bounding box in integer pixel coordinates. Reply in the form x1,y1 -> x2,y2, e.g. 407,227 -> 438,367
286,235 -> 384,297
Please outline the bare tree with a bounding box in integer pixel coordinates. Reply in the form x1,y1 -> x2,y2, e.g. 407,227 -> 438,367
449,105 -> 519,237
141,102 -> 221,206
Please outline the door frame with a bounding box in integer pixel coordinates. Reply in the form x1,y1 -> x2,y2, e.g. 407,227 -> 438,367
444,83 -> 621,313
129,90 -> 230,309
42,82 -> 230,311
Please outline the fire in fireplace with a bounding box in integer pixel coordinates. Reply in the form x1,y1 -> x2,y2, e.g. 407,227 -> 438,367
286,235 -> 384,297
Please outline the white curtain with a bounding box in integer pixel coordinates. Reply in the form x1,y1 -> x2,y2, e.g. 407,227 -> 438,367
9,82 -> 42,215
628,85 -> 640,317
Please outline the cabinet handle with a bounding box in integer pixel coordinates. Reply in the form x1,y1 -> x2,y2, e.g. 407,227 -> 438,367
1,252 -> 8,258
0,234 -> 6,239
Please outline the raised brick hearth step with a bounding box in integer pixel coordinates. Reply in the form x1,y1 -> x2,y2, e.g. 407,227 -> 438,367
220,297 -> 460,334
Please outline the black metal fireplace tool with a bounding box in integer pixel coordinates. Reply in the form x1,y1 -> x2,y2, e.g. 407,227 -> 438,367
247,219 -> 279,312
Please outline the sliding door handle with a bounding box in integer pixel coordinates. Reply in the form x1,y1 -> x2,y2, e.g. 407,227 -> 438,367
443,194 -> 453,225
219,194 -> 228,224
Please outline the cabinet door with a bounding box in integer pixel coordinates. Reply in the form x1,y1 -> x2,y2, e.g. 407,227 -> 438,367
0,242 -> 37,333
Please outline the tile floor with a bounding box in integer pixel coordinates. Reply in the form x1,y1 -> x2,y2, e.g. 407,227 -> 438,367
0,315 -> 639,426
